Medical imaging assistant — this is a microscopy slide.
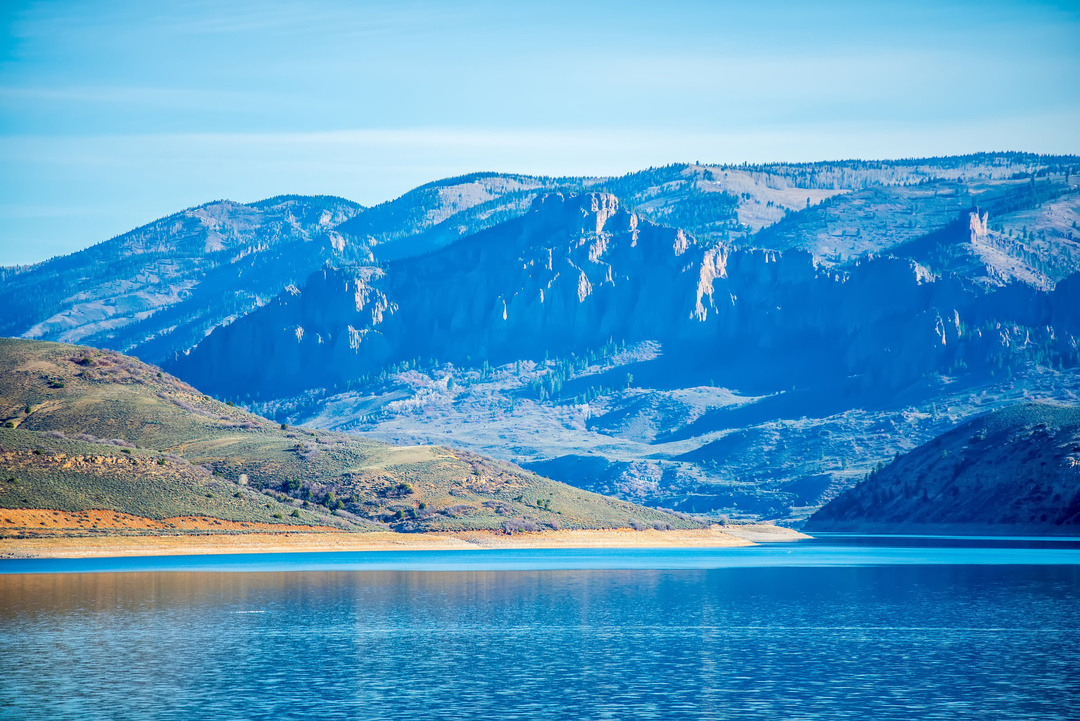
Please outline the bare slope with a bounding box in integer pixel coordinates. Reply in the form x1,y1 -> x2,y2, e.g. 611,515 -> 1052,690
0,338 -> 696,538
805,402 -> 1080,534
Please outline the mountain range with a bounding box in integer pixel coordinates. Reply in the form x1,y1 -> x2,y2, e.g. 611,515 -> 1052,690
4,152 -> 1079,525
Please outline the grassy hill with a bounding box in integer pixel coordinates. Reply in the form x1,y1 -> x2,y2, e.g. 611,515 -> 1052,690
805,402 -> 1080,534
0,338 -> 696,538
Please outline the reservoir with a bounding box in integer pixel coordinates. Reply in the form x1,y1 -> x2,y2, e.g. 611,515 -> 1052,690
1,535 -> 1077,720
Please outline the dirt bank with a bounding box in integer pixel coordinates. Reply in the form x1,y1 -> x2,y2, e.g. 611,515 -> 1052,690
0,522 -> 808,559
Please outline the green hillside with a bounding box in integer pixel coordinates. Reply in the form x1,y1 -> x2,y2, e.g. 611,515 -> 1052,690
805,402 -> 1080,533
0,338 -> 696,537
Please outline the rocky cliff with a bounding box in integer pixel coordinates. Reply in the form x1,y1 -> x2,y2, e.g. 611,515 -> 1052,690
172,189 -> 1080,403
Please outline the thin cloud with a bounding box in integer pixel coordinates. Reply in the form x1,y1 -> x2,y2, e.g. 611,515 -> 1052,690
0,85 -> 279,109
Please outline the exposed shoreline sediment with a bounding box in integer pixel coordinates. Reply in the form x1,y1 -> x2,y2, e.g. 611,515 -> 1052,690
1,524 -> 808,560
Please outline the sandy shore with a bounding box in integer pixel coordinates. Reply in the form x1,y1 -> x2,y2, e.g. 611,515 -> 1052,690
0,524 -> 808,559
0,508 -> 328,533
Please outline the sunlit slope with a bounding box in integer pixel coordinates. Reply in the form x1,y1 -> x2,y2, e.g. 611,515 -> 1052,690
0,338 -> 694,535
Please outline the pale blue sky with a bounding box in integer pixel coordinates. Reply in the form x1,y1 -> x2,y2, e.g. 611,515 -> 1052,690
1,0 -> 1078,265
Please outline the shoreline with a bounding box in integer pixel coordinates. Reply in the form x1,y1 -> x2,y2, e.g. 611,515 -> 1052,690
803,522 -> 1080,537
0,524 -> 808,560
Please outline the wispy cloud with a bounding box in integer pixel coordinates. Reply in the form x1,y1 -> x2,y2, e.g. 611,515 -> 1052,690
1,0 -> 1077,265
0,85 -> 279,109
5,114 -> 1076,157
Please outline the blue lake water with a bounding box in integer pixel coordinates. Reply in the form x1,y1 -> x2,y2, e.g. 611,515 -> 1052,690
1,534 -> 1078,720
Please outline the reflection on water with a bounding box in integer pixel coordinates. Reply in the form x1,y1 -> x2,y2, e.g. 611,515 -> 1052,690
1,543 -> 1078,720
4,534 -> 1080,575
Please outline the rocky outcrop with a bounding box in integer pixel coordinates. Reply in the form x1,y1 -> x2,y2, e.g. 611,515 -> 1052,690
174,192 -> 717,395
171,189 -> 1080,402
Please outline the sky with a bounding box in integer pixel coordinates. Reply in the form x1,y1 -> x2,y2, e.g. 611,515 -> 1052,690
1,0 -> 1078,266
